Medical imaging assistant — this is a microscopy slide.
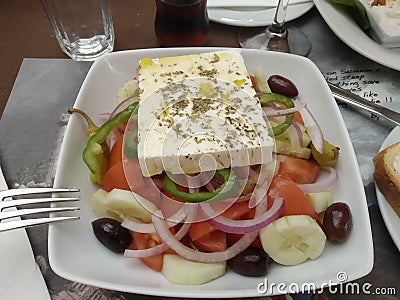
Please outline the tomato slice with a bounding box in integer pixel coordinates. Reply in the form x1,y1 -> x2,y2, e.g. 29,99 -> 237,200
226,233 -> 262,249
123,159 -> 146,192
221,201 -> 253,219
131,232 -> 163,272
189,221 -> 216,241
278,155 -> 321,184
189,201 -> 254,241
250,75 -> 259,92
294,111 -> 304,126
191,230 -> 227,252
268,174 -> 320,223
108,135 -> 124,168
131,230 -> 175,272
102,161 -> 130,192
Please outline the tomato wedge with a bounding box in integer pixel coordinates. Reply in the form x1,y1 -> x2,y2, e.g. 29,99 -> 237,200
131,231 -> 175,272
268,174 -> 320,223
191,231 -> 227,252
278,155 -> 321,184
189,201 -> 254,241
108,135 -> 124,168
102,161 -> 130,192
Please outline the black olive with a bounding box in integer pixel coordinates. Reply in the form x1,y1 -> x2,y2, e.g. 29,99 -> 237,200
228,247 -> 270,277
323,202 -> 352,243
268,75 -> 299,98
91,218 -> 132,253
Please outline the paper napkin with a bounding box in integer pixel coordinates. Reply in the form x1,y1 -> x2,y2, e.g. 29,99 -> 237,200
0,167 -> 51,300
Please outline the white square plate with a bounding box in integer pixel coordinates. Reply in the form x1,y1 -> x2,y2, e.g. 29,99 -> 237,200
49,48 -> 373,298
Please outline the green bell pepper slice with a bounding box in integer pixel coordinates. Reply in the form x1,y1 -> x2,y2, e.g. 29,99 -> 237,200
124,128 -> 139,160
258,92 -> 295,137
162,168 -> 239,203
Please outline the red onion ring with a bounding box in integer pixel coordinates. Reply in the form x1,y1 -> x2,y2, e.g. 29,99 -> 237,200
108,95 -> 139,121
262,105 -> 303,118
151,196 -> 273,263
201,197 -> 283,234
297,166 -> 339,194
286,125 -> 302,152
121,204 -> 188,233
295,101 -> 324,154
123,204 -> 196,258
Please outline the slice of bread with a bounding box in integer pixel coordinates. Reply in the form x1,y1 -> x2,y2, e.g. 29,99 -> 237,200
373,142 -> 400,217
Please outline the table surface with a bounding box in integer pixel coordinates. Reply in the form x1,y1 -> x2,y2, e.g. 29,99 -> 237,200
0,0 -> 239,118
1,0 -> 400,299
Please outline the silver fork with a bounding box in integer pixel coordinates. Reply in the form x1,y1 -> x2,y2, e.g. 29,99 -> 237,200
0,187 -> 80,232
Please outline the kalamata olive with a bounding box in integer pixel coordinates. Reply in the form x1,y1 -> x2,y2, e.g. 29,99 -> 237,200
322,202 -> 352,243
228,247 -> 270,277
92,218 -> 132,253
268,75 -> 299,98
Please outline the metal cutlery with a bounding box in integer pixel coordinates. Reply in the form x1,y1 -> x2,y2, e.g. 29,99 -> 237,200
329,83 -> 400,127
0,187 -> 80,232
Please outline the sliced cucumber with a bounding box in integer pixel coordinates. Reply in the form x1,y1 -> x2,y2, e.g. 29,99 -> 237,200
259,215 -> 326,266
306,191 -> 332,214
89,188 -> 123,221
105,188 -> 157,223
162,254 -> 226,285
89,189 -> 110,218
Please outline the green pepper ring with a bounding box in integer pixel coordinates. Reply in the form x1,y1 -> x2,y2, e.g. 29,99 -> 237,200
124,128 -> 139,160
162,168 -> 239,203
258,93 -> 295,136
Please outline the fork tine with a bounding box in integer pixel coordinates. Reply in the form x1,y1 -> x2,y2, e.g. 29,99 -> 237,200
0,216 -> 80,232
0,197 -> 80,210
0,187 -> 80,200
1,206 -> 80,221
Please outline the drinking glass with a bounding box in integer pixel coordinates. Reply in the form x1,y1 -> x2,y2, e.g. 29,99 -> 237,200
41,0 -> 114,61
238,0 -> 311,56
155,0 -> 210,47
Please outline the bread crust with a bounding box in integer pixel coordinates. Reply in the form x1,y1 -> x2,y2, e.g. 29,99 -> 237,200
373,142 -> 400,217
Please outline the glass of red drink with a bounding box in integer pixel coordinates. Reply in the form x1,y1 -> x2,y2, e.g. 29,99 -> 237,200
155,0 -> 209,47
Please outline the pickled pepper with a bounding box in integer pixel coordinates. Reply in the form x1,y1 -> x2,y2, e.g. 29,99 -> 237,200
69,102 -> 138,185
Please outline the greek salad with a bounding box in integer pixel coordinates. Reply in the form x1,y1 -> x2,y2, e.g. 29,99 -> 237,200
70,54 -> 352,286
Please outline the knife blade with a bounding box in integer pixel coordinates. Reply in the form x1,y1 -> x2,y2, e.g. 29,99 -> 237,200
328,83 -> 400,127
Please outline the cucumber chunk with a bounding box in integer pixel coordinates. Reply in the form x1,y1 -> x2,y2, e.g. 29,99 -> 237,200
162,254 -> 226,285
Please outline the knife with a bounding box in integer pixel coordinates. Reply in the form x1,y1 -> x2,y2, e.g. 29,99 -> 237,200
328,83 -> 400,127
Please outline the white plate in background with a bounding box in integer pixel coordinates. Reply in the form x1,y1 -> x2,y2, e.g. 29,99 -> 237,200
208,2 -> 314,27
314,0 -> 400,71
49,48 -> 373,298
375,126 -> 400,251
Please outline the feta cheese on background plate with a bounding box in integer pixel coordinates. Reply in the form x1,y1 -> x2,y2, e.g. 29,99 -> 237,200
362,0 -> 400,47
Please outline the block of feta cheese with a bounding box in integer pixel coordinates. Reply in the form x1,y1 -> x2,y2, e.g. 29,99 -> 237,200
136,51 -> 274,177
362,0 -> 400,48
138,50 -> 256,101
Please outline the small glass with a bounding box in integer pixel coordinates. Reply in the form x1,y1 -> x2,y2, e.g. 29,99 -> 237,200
155,0 -> 210,47
41,0 -> 114,61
